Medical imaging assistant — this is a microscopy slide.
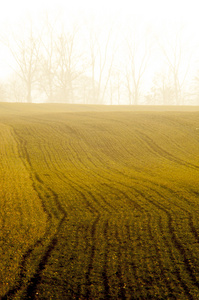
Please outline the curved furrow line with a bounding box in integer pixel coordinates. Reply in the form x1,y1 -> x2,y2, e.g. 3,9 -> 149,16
2,143 -> 54,298
42,152 -> 103,215
161,192 -> 199,246
124,219 -> 146,299
141,191 -> 199,291
20,181 -> 68,298
1,237 -> 44,300
102,219 -> 110,299
10,126 -> 55,223
64,176 -> 113,214
114,226 -> 126,300
12,127 -> 32,167
146,213 -> 178,299
188,215 -> 199,244
59,138 -> 144,213
84,214 -> 101,299
116,116 -> 193,160
43,139 -> 114,214
81,131 -> 142,172
15,124 -> 100,216
59,140 -> 121,212
24,215 -> 66,300
5,127 -> 68,298
81,162 -> 149,213
69,224 -> 82,300
59,131 -> 131,181
134,180 -> 199,280
57,134 -> 147,215
50,166 -> 103,215
117,219 -> 141,297
80,130 -> 138,170
158,216 -> 195,300
133,183 -> 199,276
146,182 -> 199,245
101,182 -> 144,213
151,182 -> 193,206
64,138 -> 146,213
10,127 -> 54,220
42,136 -> 104,211
135,129 -> 199,170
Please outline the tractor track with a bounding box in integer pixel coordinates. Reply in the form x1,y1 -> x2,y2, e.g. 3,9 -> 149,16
2,127 -> 68,299
2,111 -> 199,299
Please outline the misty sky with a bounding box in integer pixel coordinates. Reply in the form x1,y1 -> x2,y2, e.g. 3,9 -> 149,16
1,0 -> 199,103
1,0 -> 198,22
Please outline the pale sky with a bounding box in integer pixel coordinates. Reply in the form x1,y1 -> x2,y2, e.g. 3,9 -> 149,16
1,0 -> 198,24
0,0 -> 199,82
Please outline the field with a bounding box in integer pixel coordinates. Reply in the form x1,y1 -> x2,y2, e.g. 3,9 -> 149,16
0,103 -> 199,299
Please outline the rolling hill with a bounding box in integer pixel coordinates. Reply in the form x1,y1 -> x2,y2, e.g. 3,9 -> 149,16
0,103 -> 199,299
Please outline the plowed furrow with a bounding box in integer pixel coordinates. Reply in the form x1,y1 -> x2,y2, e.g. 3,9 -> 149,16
158,217 -> 194,300
145,194 -> 199,290
4,127 -> 68,298
135,129 -> 199,170
102,220 -> 110,299
146,214 -> 177,298
43,139 -> 109,213
148,183 -> 199,245
85,214 -> 100,299
24,215 -> 66,299
114,226 -> 126,299
188,215 -> 199,244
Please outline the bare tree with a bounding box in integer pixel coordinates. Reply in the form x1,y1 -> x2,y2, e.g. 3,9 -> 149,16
156,25 -> 192,105
37,14 -> 58,102
6,20 -> 41,103
7,74 -> 26,102
108,67 -> 125,105
191,69 -> 199,105
124,25 -> 152,105
53,24 -> 83,103
146,70 -> 175,105
0,81 -> 7,102
88,22 -> 117,104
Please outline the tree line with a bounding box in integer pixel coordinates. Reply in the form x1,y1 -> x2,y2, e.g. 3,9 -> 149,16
0,15 -> 199,105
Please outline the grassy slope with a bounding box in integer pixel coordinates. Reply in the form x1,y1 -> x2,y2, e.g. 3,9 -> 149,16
0,104 -> 199,299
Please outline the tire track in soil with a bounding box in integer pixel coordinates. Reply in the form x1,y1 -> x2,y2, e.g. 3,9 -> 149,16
148,183 -> 199,246
146,213 -> 177,299
32,131 -> 104,216
21,178 -> 68,299
2,127 -> 67,299
43,137 -> 111,214
72,142 -> 145,213
158,216 -> 194,300
48,123 -> 145,214
143,191 -> 199,296
135,129 -> 199,170
2,129 -> 55,299
85,214 -> 100,299
24,215 -> 67,299
72,142 -> 146,214
124,221 -> 140,294
114,226 -> 126,300
52,124 -> 147,215
188,215 -> 199,244
102,220 -> 110,299
1,175 -> 55,299
142,183 -> 199,288
59,135 -> 146,215
49,120 -> 199,296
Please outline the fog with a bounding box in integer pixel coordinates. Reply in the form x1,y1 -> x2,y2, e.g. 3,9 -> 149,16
0,0 -> 199,105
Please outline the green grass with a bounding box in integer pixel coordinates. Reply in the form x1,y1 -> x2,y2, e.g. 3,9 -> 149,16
0,103 -> 199,299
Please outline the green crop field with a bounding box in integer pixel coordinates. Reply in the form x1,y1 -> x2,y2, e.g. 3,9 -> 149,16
0,103 -> 199,299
